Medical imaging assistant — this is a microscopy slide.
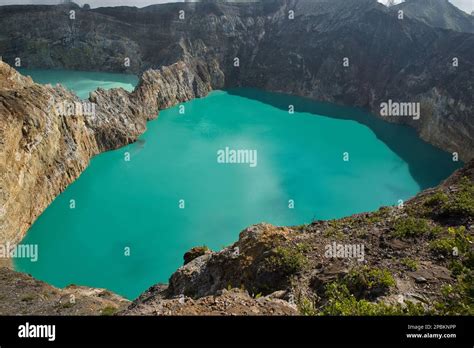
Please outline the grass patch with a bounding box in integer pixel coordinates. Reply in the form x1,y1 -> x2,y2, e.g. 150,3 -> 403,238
101,306 -> 118,316
323,227 -> 345,239
401,258 -> 419,271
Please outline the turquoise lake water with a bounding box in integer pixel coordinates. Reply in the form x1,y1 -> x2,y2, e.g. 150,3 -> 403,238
14,70 -> 462,299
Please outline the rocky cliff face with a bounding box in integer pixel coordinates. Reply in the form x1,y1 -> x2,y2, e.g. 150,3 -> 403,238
392,0 -> 474,33
0,0 -> 473,159
0,58 -> 214,247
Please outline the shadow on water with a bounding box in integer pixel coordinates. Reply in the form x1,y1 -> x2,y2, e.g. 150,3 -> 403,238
226,88 -> 463,190
131,139 -> 146,155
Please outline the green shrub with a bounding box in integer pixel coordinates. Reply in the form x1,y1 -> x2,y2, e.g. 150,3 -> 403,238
321,283 -> 425,316
424,191 -> 449,207
430,226 -> 472,256
439,177 -> 474,217
101,306 -> 118,316
266,246 -> 307,275
435,273 -> 474,315
342,266 -> 395,299
430,238 -> 457,256
392,217 -> 429,238
323,227 -> 345,239
298,297 -> 318,316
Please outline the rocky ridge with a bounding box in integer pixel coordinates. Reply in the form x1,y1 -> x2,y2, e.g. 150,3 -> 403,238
392,0 -> 474,33
0,57 -> 216,247
0,0 -> 473,159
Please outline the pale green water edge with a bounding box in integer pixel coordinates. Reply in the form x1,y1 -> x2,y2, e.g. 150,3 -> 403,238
14,70 -> 462,299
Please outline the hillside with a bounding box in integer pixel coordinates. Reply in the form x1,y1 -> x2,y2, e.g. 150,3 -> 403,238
392,0 -> 474,33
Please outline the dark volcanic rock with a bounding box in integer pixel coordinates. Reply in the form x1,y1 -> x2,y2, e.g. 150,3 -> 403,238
184,246 -> 212,265
392,0 -> 474,33
0,0 -> 473,159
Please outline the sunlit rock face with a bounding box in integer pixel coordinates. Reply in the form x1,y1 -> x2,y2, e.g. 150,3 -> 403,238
0,59 -> 214,246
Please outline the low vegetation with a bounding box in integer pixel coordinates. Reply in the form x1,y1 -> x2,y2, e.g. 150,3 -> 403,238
430,226 -> 472,257
320,283 -> 426,316
392,217 -> 429,238
101,306 -> 118,316
423,177 -> 474,219
440,177 -> 474,217
400,258 -> 419,271
342,266 -> 396,299
266,246 -> 307,275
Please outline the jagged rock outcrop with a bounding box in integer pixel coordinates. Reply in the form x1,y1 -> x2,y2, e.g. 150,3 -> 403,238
122,287 -> 297,315
0,0 -> 473,159
0,58 -> 214,246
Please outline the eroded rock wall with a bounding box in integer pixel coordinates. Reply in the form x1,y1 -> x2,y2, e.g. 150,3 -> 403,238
0,57 -> 216,246
1,0 -> 472,159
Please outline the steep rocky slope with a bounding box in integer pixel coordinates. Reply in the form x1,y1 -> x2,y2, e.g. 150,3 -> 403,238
0,58 -> 215,246
392,0 -> 474,33
0,0 -> 473,159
